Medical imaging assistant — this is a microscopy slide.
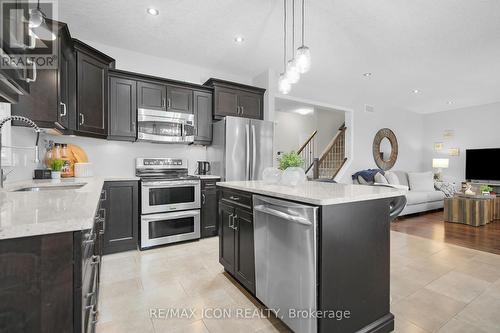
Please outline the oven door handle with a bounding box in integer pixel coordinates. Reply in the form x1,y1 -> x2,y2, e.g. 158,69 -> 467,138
142,181 -> 200,187
142,210 -> 200,221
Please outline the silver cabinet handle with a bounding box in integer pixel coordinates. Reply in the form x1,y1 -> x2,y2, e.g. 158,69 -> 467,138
85,291 -> 95,299
202,193 -> 206,205
233,215 -> 238,231
91,255 -> 100,265
229,214 -> 234,229
236,106 -> 240,114
100,190 -> 106,201
60,102 -> 67,117
167,98 -> 171,109
25,59 -> 37,82
79,113 -> 85,125
161,98 -> 165,107
229,196 -> 240,201
240,106 -> 244,115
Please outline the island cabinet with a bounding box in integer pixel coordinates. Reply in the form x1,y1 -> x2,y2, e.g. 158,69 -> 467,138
0,199 -> 104,333
74,39 -> 115,138
204,78 -> 265,120
100,180 -> 139,254
218,188 -> 255,294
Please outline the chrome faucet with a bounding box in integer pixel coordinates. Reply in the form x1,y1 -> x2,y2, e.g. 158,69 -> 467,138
0,116 -> 41,188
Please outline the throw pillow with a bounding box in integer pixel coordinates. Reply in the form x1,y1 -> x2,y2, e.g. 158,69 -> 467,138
384,171 -> 400,185
408,171 -> 434,191
374,172 -> 389,184
357,175 -> 369,185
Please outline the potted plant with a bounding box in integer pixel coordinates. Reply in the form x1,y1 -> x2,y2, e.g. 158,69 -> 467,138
480,185 -> 493,196
278,151 -> 306,186
50,159 -> 64,179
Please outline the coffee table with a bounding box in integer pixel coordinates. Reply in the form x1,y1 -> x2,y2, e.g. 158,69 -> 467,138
444,194 -> 499,227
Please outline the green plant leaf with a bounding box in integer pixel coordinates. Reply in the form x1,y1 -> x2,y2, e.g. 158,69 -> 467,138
278,151 -> 304,170
50,159 -> 64,172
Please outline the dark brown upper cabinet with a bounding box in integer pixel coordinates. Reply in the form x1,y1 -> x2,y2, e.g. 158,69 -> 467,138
137,81 -> 166,111
74,39 -> 115,138
194,90 -> 213,144
167,85 -> 193,113
204,78 -> 265,120
108,71 -> 137,141
11,21 -> 75,131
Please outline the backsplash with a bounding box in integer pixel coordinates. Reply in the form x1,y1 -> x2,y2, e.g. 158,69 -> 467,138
6,126 -> 207,183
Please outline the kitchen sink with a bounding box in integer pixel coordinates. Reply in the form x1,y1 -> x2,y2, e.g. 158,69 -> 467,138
12,184 -> 87,192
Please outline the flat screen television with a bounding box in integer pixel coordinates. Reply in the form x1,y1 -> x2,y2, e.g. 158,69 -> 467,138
466,148 -> 500,181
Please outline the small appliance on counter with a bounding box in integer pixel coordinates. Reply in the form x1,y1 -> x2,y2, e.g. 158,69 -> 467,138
196,161 -> 211,175
33,169 -> 52,179
136,158 -> 201,249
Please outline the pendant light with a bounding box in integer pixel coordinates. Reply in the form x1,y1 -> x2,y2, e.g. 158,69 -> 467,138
295,0 -> 311,73
29,0 -> 56,41
278,0 -> 291,94
285,0 -> 300,84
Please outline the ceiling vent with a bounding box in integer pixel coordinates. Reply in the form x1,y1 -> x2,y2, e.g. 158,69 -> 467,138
365,104 -> 375,113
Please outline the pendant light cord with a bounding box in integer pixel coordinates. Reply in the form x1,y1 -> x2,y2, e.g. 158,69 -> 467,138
292,0 -> 295,57
301,0 -> 305,46
283,0 -> 287,70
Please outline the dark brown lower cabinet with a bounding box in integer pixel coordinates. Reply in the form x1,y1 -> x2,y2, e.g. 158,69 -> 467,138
0,205 -> 103,333
218,189 -> 255,294
201,178 -> 219,238
101,181 -> 139,254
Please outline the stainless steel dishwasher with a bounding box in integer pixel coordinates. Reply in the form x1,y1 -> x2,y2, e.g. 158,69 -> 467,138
253,195 -> 318,333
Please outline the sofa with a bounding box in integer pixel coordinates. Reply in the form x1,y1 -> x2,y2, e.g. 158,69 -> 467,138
353,170 -> 445,216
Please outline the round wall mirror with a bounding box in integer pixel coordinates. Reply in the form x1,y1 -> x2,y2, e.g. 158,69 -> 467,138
373,128 -> 398,170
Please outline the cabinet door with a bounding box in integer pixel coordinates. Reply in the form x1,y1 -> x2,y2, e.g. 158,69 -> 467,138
137,81 -> 166,111
109,77 -> 137,140
77,52 -> 108,135
57,49 -> 70,129
102,181 -> 139,254
194,90 -> 213,143
234,208 -> 255,294
201,187 -> 218,238
167,85 -> 193,113
214,87 -> 239,117
219,200 -> 235,274
238,91 -> 262,119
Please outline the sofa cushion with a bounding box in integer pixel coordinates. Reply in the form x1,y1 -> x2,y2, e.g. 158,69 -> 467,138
374,172 -> 388,184
391,171 -> 410,187
427,190 -> 446,202
406,191 -> 429,205
408,171 -> 434,191
384,171 -> 400,185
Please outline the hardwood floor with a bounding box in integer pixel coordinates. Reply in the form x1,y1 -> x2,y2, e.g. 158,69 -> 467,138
392,210 -> 500,255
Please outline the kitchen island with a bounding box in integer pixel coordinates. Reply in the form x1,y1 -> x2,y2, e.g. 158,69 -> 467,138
216,180 -> 406,333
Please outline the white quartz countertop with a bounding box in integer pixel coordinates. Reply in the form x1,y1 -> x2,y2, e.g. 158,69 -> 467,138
217,180 -> 405,206
0,177 -> 105,240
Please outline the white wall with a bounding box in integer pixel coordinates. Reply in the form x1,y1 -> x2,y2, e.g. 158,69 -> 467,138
4,41 -> 254,183
422,102 -> 500,185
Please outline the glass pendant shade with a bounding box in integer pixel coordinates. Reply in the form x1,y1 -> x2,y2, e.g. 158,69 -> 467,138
278,73 -> 291,94
29,9 -> 43,28
285,59 -> 300,84
296,46 -> 311,73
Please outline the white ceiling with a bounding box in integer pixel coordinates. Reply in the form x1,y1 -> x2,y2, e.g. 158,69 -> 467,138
58,0 -> 500,114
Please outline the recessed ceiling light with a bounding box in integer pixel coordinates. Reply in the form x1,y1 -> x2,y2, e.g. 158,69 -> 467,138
146,8 -> 159,16
363,72 -> 372,77
295,107 -> 314,115
234,36 -> 245,44
413,89 -> 420,94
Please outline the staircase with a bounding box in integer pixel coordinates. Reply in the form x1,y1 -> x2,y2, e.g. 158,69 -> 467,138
297,124 -> 347,180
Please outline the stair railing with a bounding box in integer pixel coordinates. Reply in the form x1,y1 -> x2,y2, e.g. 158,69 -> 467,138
297,130 -> 317,173
317,125 -> 347,179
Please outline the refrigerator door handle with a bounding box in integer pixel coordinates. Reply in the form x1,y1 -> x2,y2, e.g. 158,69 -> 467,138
245,123 -> 250,180
251,124 -> 256,180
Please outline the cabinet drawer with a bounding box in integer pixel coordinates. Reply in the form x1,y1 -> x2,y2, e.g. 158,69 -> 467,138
201,179 -> 219,190
221,189 -> 252,209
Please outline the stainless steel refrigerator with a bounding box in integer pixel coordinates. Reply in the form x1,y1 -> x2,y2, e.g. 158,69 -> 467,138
207,117 -> 274,181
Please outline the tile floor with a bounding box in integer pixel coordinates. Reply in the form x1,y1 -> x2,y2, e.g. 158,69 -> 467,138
97,231 -> 500,333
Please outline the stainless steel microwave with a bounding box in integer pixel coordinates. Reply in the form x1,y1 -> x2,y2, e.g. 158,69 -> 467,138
137,108 -> 195,143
